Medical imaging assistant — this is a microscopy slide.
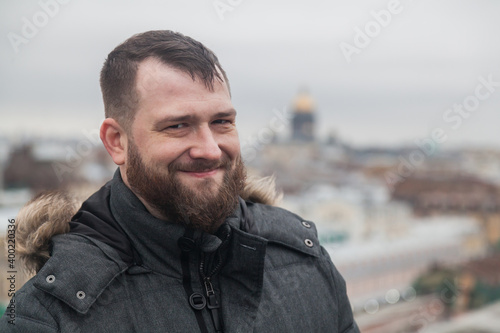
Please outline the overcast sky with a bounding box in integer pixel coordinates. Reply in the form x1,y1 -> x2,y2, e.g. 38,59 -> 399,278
1,0 -> 499,149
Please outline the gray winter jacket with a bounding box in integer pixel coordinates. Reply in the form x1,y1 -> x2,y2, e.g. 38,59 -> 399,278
1,173 -> 359,332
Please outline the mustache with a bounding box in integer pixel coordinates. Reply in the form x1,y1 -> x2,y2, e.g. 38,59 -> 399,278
169,157 -> 231,173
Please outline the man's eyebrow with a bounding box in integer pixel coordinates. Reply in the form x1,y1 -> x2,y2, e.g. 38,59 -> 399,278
213,109 -> 237,118
160,114 -> 192,123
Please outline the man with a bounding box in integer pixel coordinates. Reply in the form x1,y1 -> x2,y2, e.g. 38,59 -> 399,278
1,30 -> 359,332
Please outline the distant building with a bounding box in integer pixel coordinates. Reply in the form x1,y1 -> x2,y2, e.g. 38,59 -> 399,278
3,144 -> 61,191
391,173 -> 500,249
2,140 -> 114,193
391,173 -> 500,216
291,89 -> 315,142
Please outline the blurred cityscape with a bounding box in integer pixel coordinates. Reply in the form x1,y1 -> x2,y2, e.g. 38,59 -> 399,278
1,90 -> 500,332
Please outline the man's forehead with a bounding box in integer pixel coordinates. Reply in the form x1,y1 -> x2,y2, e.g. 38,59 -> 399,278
136,59 -> 224,95
135,58 -> 185,93
135,57 -> 229,95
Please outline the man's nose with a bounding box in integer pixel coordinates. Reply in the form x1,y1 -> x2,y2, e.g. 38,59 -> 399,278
189,126 -> 222,160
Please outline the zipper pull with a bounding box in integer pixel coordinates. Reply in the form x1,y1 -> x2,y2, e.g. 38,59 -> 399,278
204,278 -> 223,332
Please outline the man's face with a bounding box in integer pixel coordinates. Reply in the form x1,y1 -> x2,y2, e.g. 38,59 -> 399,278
123,58 -> 245,232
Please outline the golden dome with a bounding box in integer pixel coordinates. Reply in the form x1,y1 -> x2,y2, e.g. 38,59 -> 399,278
293,92 -> 315,114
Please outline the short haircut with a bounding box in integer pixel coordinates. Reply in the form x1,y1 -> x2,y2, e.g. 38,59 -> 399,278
99,30 -> 230,131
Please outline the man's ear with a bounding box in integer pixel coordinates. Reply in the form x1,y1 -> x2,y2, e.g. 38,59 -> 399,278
100,118 -> 127,165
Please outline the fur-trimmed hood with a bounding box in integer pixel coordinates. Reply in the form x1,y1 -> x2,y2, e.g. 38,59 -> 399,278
13,175 -> 282,275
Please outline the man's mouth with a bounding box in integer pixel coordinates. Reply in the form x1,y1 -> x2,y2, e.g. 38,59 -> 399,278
181,168 -> 220,178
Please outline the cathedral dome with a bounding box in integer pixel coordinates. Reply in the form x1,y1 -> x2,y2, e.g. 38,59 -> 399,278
291,88 -> 315,142
293,91 -> 315,114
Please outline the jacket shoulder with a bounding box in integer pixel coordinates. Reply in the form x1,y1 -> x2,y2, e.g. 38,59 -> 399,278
4,232 -> 130,329
246,203 -> 360,332
34,233 -> 129,314
245,202 -> 321,257
0,231 -> 129,331
0,277 -> 59,332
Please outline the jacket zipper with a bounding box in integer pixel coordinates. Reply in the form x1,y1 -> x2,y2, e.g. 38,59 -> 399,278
200,252 -> 224,333
203,276 -> 222,332
199,226 -> 231,333
200,239 -> 226,333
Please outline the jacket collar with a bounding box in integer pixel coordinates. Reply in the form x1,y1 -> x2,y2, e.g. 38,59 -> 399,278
108,170 -> 240,276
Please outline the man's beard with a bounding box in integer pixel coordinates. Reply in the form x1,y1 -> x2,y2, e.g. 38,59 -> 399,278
126,139 -> 246,233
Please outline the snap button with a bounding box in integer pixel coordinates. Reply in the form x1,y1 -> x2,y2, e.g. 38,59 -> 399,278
76,291 -> 86,300
189,293 -> 206,310
178,237 -> 196,252
304,239 -> 314,247
301,221 -> 311,228
46,275 -> 55,283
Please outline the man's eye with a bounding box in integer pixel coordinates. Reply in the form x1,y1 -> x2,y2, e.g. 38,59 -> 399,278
168,123 -> 187,129
213,119 -> 231,125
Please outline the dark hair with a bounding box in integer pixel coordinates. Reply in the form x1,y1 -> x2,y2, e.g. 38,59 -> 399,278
99,30 -> 230,131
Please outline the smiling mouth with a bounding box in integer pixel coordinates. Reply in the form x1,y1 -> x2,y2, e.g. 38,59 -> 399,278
181,168 -> 220,178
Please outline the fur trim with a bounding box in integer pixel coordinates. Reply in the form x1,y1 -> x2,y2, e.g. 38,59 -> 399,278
241,175 -> 283,206
13,176 -> 281,274
14,191 -> 88,274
